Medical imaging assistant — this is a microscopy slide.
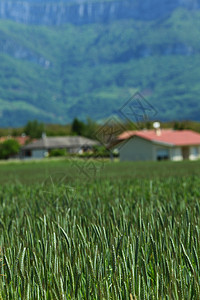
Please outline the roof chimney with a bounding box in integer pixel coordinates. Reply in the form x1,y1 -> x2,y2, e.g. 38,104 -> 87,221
153,122 -> 161,136
42,132 -> 47,139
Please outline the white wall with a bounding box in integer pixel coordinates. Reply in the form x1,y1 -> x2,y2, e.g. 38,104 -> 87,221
169,146 -> 200,161
189,146 -> 200,160
119,137 -> 154,161
170,147 -> 183,161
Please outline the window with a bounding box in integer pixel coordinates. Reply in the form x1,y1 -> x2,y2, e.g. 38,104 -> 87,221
191,147 -> 199,157
156,148 -> 169,161
25,150 -> 32,157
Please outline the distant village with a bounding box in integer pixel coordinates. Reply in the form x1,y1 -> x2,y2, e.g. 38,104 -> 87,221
1,119 -> 200,162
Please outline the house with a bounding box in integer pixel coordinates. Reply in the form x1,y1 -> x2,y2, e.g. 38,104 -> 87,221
116,129 -> 200,162
0,135 -> 29,146
0,135 -> 30,159
21,136 -> 99,159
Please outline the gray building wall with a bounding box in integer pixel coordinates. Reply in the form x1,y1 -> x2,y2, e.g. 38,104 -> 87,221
31,149 -> 48,159
119,137 -> 177,161
119,136 -> 154,161
119,137 -> 200,162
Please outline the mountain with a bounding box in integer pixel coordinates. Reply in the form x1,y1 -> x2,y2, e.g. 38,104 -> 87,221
0,0 -> 200,25
0,0 -> 200,127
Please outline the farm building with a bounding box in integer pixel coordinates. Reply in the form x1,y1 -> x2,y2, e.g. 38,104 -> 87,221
21,136 -> 99,159
116,129 -> 200,162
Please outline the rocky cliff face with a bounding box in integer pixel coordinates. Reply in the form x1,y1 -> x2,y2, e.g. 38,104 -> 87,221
0,0 -> 200,26
0,34 -> 50,67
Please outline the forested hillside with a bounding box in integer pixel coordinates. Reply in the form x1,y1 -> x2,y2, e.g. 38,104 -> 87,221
0,1 -> 199,126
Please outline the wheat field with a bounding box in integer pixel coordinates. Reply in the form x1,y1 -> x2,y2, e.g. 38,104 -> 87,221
0,161 -> 200,299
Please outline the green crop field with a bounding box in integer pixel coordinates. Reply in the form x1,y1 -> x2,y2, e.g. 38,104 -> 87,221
0,159 -> 200,299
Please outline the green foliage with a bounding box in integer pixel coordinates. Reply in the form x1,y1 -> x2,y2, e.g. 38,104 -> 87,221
71,118 -> 85,136
0,139 -> 20,159
81,118 -> 98,139
93,145 -> 111,157
71,117 -> 99,139
11,128 -> 23,136
45,123 -> 71,136
0,161 -> 200,298
0,9 -> 200,126
1,120 -> 200,141
49,148 -> 67,157
24,120 -> 45,138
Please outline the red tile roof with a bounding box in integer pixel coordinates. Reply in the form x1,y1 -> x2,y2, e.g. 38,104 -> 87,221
118,129 -> 200,146
0,136 -> 29,146
15,136 -> 30,146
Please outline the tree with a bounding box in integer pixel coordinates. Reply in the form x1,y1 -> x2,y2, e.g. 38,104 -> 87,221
24,120 -> 45,138
82,117 -> 98,139
0,139 -> 20,159
173,121 -> 186,130
71,117 -> 98,138
71,118 -> 85,136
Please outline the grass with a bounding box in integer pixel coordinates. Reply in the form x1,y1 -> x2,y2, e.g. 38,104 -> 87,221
0,159 -> 200,298
0,158 -> 200,185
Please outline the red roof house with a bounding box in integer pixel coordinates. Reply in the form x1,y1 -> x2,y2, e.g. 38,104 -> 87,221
116,129 -> 200,161
0,136 -> 29,146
